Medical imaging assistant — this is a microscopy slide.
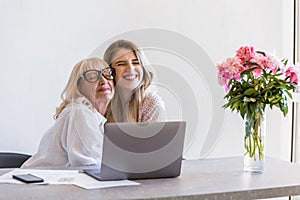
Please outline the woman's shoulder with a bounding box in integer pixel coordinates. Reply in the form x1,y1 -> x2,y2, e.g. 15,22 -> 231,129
139,92 -> 166,122
143,92 -> 164,106
60,97 -> 97,118
58,100 -> 105,126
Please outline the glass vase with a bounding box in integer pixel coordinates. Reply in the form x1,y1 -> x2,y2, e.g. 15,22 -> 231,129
243,107 -> 266,173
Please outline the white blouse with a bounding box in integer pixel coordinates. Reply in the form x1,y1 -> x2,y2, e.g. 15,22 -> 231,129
22,97 -> 106,168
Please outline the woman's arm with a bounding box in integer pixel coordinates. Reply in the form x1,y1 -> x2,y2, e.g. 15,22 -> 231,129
64,106 -> 105,166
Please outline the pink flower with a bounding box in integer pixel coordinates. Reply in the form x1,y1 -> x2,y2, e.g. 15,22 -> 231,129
250,54 -> 280,74
236,46 -> 256,63
217,57 -> 244,86
285,65 -> 299,84
249,66 -> 263,78
290,72 -> 298,84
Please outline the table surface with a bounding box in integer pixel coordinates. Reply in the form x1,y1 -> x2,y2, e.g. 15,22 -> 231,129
1,157 -> 300,200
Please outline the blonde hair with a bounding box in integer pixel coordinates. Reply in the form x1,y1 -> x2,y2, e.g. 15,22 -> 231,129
54,57 -> 109,119
104,40 -> 153,122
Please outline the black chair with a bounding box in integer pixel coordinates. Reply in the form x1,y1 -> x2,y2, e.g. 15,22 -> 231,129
0,152 -> 31,168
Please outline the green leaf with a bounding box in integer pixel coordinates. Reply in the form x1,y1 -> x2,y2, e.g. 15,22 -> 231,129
244,88 -> 257,96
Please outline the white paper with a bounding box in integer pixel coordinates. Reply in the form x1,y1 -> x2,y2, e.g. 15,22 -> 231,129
0,169 -> 140,189
72,172 -> 140,189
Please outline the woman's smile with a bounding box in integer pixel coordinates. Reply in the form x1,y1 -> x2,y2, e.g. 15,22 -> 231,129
123,72 -> 138,81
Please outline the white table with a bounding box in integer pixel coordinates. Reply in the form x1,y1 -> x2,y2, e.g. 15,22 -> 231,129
1,157 -> 300,199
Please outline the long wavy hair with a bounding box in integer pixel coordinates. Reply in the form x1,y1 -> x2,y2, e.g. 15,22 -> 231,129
104,40 -> 153,122
54,57 -> 109,119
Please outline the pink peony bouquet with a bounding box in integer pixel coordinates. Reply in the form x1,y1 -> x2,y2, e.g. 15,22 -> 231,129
217,45 -> 298,118
217,45 -> 298,160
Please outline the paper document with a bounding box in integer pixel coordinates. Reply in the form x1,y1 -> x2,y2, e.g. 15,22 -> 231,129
0,169 -> 140,189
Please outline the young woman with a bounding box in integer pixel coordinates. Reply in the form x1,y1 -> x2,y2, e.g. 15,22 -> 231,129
22,57 -> 115,167
104,39 -> 166,122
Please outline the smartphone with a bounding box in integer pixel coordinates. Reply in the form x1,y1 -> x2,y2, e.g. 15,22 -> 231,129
12,174 -> 44,183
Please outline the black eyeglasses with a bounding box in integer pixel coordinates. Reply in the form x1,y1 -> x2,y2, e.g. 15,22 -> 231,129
80,68 -> 115,83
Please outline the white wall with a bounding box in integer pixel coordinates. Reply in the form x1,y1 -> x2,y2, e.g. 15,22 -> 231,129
0,0 -> 294,161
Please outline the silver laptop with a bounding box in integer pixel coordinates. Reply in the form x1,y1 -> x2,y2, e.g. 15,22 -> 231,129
83,121 -> 186,181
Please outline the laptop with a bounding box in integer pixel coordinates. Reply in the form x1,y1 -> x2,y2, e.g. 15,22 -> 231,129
83,121 -> 186,181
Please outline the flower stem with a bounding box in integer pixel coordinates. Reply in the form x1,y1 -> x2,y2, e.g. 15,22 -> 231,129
244,105 -> 265,161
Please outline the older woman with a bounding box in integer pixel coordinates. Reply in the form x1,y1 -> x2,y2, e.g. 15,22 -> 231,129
104,39 -> 166,122
22,57 -> 115,167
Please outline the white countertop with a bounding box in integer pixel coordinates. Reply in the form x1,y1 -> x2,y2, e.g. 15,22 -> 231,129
1,157 -> 300,199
